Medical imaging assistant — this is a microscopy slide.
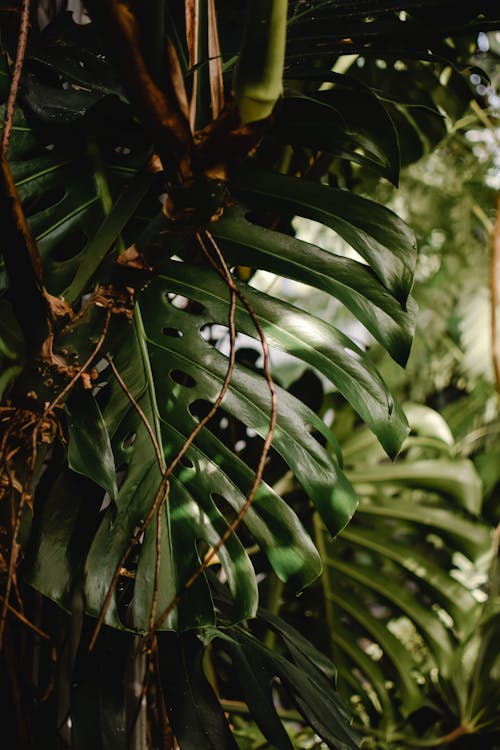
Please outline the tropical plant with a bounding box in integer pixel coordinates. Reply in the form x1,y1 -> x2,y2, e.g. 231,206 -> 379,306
0,1 -> 499,748
315,402 -> 498,747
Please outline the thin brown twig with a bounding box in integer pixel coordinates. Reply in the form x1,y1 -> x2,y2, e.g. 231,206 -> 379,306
105,352 -> 172,637
153,230 -> 277,631
0,0 -> 30,158
0,594 -> 49,640
106,355 -> 165,472
148,235 -> 238,633
88,473 -> 172,651
41,308 -> 112,418
149,489 -> 165,633
0,308 -> 111,647
185,0 -> 200,131
491,192 -> 500,396
102,356 -> 167,638
0,463 -> 33,647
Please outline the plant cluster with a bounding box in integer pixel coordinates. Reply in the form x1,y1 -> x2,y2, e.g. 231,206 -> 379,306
0,1 -> 499,748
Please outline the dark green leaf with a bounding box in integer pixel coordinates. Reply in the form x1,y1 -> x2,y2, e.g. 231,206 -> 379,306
159,632 -> 239,750
276,76 -> 400,184
67,390 -> 118,501
232,166 -> 417,305
221,635 -> 294,750
71,626 -> 129,750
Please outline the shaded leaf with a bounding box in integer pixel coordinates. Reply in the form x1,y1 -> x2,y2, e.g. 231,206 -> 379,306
276,74 -> 400,184
159,632 -> 239,750
71,626 -> 129,750
67,390 -> 118,501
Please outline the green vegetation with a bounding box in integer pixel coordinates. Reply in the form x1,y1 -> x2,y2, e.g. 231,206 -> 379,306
0,2 -> 499,748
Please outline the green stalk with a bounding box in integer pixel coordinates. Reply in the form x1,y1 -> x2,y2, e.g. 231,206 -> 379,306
232,0 -> 288,124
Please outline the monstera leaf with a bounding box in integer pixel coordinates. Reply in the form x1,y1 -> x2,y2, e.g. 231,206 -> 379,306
314,404 -> 493,733
7,7 -> 421,634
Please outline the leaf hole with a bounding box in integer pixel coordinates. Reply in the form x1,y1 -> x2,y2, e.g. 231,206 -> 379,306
51,229 -> 87,262
170,370 -> 196,388
210,493 -> 234,517
162,327 -> 183,338
122,432 -> 137,449
200,323 -> 212,342
179,455 -> 194,469
166,293 -> 204,315
114,145 -> 133,156
116,464 -> 128,490
95,358 -> 110,373
22,186 -> 66,218
188,399 -> 213,422
99,493 -> 112,512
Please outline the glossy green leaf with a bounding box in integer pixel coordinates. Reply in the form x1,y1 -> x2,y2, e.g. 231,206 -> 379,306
67,391 -> 118,501
404,403 -> 455,445
140,276 -> 357,534
160,260 -> 408,457
64,168 -> 154,303
231,165 -> 417,304
79,273 -> 358,631
216,625 -> 361,750
221,635 -> 295,750
212,208 -> 418,366
331,620 -> 396,717
465,599 -> 500,724
83,309 -> 256,632
326,554 -> 456,673
25,469 -> 103,609
267,620 -> 337,686
209,575 -> 360,747
276,79 -> 400,184
314,404 -> 491,719
2,104 -> 151,297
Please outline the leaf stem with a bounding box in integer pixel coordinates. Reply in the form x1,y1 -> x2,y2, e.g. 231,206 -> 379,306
490,193 -> 500,397
232,0 -> 288,124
